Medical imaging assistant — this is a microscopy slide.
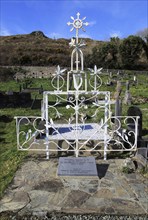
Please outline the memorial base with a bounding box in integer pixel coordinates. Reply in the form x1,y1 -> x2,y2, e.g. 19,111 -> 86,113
57,157 -> 98,176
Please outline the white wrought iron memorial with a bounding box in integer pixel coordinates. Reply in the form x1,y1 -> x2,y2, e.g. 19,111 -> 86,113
15,13 -> 139,160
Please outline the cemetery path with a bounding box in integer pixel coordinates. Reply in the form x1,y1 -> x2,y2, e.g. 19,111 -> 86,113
0,158 -> 147,218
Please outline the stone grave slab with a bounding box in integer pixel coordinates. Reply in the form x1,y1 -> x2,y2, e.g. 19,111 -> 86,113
57,157 -> 98,176
137,147 -> 148,159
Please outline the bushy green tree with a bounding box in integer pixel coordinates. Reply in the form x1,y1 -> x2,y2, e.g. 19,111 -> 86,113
119,35 -> 146,69
85,38 -> 120,69
136,28 -> 148,43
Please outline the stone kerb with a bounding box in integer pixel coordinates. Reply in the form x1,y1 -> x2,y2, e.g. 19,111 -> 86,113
0,159 -> 147,217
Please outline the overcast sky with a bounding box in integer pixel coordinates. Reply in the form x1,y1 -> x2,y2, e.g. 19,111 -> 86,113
0,0 -> 147,40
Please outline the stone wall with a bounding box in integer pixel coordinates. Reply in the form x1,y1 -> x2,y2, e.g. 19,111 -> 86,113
14,66 -> 57,79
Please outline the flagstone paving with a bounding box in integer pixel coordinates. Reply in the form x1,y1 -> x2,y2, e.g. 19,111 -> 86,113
0,158 -> 147,218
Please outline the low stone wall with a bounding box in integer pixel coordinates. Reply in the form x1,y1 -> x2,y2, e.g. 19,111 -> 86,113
14,66 -> 58,79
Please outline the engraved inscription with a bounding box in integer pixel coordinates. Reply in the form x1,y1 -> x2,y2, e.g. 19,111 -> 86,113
58,157 -> 98,176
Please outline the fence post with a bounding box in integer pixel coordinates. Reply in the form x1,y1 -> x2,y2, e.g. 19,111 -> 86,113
45,92 -> 49,159
104,92 -> 109,160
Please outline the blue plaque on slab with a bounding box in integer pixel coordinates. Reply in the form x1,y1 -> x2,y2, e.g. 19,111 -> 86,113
58,157 -> 98,176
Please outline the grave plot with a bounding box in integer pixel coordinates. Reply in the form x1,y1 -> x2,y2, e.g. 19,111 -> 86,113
15,13 -> 139,160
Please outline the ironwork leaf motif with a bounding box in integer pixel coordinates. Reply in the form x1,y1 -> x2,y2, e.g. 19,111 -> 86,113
124,134 -> 129,141
53,65 -> 66,76
73,74 -> 83,90
25,132 -> 29,141
116,130 -> 122,137
25,129 -> 32,141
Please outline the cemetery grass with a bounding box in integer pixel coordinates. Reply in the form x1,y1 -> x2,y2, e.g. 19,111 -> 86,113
0,72 -> 148,197
0,108 -> 41,198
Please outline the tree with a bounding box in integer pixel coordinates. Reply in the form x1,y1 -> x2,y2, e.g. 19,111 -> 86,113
136,28 -> 148,43
85,39 -> 120,69
119,35 -> 146,69
105,39 -> 120,68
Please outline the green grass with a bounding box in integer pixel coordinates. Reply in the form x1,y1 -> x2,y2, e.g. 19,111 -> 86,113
0,71 -> 148,197
0,108 -> 43,197
0,119 -> 26,197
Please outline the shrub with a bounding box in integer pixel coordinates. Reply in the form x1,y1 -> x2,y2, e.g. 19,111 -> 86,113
0,67 -> 15,82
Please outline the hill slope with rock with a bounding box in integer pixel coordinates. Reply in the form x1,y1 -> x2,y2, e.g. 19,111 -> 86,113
0,31 -> 147,70
0,31 -> 100,67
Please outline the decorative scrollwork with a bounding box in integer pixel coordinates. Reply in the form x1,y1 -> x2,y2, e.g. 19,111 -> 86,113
107,116 -> 138,150
51,65 -> 66,91
88,66 -> 103,91
16,117 -> 46,150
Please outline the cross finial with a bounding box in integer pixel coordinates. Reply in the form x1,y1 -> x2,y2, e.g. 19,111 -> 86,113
67,13 -> 89,72
67,12 -> 89,32
77,12 -> 80,18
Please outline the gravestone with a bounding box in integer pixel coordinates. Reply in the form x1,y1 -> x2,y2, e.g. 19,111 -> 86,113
133,75 -> 137,82
127,106 -> 142,138
137,136 -> 148,151
137,147 -> 148,159
6,90 -> 13,95
113,81 -> 122,128
113,81 -> 122,100
0,115 -> 12,123
58,157 -> 98,176
115,99 -> 122,117
7,92 -> 19,107
124,81 -> 132,105
19,92 -> 32,107
0,92 -> 6,107
133,75 -> 138,86
109,72 -> 112,78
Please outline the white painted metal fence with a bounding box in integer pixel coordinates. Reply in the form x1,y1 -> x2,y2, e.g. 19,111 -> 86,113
15,13 -> 139,159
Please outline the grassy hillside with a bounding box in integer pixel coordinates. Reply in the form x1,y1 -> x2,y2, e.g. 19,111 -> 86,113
0,31 -> 101,67
0,31 -> 147,69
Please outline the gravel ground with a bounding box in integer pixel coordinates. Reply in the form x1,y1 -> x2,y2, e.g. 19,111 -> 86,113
0,213 -> 147,220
